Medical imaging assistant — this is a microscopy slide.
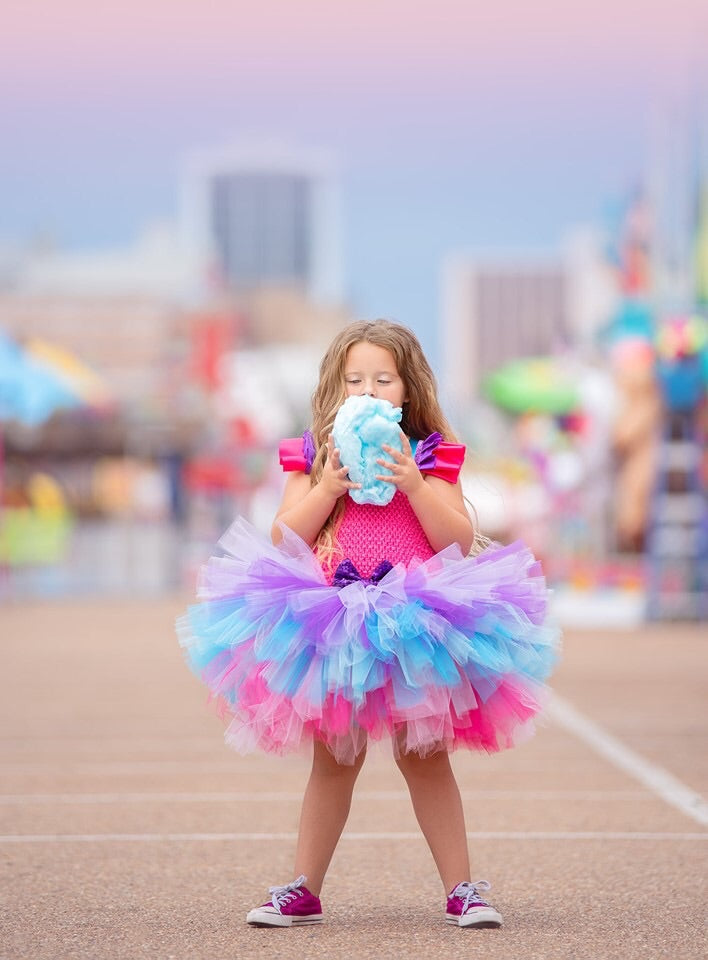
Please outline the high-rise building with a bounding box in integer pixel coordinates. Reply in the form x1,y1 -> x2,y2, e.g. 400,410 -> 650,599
441,232 -> 616,417
181,143 -> 343,304
442,253 -> 568,415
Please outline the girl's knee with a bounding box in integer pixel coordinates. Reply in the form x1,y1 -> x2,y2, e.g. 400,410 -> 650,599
395,747 -> 451,781
312,740 -> 367,778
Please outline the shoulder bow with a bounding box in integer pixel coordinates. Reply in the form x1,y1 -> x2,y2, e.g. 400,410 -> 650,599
278,430 -> 316,475
414,432 -> 466,483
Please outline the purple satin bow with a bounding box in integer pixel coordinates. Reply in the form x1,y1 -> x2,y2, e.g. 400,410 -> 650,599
413,432 -> 443,470
302,430 -> 316,474
332,558 -> 394,588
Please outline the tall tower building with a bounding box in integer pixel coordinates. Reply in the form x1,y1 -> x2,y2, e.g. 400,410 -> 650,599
441,232 -> 615,418
441,253 -> 569,416
181,143 -> 343,304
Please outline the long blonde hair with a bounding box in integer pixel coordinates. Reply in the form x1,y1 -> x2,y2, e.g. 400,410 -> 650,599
310,319 -> 458,566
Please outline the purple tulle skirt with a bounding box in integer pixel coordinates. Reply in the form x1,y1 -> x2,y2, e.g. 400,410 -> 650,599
177,519 -> 560,764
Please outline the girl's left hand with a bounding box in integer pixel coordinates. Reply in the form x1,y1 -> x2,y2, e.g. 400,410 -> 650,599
376,434 -> 425,497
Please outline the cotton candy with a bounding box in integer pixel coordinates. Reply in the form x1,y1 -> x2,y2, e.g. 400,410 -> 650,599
332,395 -> 403,505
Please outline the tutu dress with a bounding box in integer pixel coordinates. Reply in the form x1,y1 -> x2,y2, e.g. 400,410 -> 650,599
177,432 -> 560,764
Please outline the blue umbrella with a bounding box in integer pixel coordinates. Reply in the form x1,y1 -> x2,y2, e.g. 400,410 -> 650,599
0,331 -> 82,426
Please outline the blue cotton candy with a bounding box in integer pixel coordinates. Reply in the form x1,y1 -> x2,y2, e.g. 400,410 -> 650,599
332,395 -> 403,505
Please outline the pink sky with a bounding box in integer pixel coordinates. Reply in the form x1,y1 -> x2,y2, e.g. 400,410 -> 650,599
3,0 -> 706,97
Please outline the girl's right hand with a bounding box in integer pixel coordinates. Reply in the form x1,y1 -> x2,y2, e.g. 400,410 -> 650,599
319,434 -> 360,499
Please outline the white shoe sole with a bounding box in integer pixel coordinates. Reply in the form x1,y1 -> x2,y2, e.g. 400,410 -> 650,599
246,907 -> 323,927
446,907 -> 503,928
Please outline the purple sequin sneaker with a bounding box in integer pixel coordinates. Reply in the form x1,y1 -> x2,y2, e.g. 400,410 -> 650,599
446,880 -> 503,928
246,875 -> 323,927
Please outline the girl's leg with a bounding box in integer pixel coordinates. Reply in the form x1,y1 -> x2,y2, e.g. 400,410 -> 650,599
293,739 -> 367,895
395,748 -> 470,893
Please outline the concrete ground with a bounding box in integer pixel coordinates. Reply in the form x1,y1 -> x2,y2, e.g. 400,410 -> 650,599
0,597 -> 706,960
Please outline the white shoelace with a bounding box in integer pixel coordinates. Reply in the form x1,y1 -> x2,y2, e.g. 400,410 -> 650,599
268,875 -> 307,913
451,880 -> 492,911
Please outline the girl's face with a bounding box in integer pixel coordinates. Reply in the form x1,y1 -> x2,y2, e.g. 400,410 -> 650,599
343,342 -> 408,408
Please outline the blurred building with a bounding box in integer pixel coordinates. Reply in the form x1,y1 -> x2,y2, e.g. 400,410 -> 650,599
236,287 -> 350,351
0,292 -> 191,418
181,142 -> 343,305
3,223 -> 193,302
441,230 -> 616,414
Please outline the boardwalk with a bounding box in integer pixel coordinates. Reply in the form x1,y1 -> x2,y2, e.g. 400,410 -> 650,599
1,598 -> 706,959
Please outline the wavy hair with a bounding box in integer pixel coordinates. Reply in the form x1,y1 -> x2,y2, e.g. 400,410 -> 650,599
309,319 -> 460,568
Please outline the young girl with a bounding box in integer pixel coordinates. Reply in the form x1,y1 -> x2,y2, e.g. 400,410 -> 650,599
178,319 -> 558,930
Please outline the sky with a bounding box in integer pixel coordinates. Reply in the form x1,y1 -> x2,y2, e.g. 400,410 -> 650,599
2,0 -> 707,358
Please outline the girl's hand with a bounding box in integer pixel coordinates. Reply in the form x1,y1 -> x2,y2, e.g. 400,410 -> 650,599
376,434 -> 425,497
319,434 -> 361,500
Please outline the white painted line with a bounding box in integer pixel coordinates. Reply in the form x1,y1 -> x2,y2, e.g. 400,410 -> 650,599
0,831 -> 706,844
0,789 -> 648,805
547,694 -> 708,827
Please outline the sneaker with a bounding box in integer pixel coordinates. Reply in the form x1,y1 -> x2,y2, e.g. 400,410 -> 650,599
246,875 -> 323,927
446,880 -> 503,928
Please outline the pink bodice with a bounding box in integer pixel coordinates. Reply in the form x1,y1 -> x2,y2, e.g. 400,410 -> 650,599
330,491 -> 435,580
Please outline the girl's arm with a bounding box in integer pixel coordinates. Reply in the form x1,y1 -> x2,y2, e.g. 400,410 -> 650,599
271,435 -> 360,546
406,475 -> 474,554
377,436 -> 474,554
